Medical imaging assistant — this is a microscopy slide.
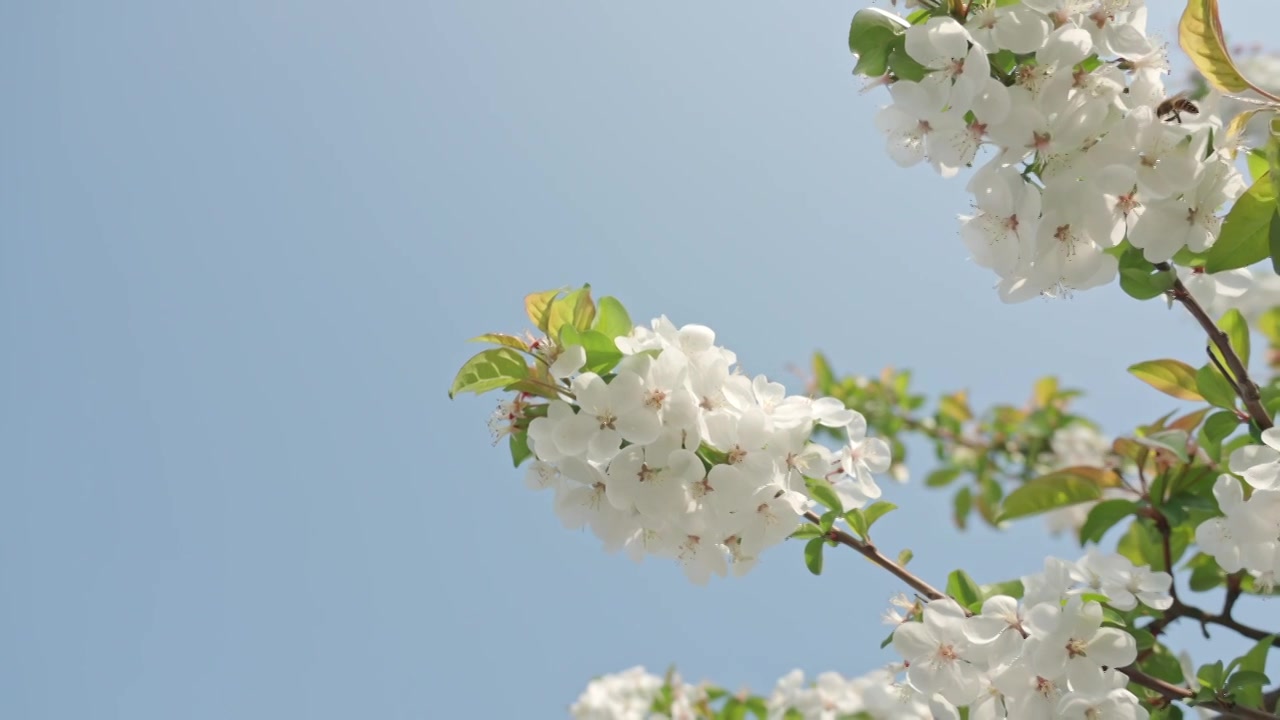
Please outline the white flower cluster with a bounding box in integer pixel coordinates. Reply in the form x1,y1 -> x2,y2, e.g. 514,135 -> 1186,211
569,666 -> 946,720
521,316 -> 890,584
1196,432 -> 1280,590
570,666 -> 702,720
767,668 -> 942,719
869,0 -> 1247,300
890,553 -> 1173,719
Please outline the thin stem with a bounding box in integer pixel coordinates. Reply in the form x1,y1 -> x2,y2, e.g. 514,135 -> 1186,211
1159,264 -> 1272,430
1153,509 -> 1180,605
802,511 -> 947,600
898,417 -> 990,453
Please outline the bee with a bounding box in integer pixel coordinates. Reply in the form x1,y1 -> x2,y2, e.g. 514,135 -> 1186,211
1156,92 -> 1200,124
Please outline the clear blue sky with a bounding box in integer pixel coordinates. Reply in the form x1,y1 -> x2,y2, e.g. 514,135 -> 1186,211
2,2 -> 1275,718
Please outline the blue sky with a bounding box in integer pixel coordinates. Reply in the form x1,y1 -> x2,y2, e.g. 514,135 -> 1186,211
3,1 -> 1277,718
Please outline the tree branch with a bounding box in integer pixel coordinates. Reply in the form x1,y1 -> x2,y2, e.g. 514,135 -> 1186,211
802,511 -> 947,600
802,512 -> 1280,718
1145,599 -> 1280,649
1158,264 -> 1272,430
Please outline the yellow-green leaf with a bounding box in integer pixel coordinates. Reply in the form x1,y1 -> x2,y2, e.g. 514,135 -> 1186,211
1205,172 -> 1277,273
468,333 -> 530,353
547,285 -> 595,342
448,348 -> 529,398
1033,376 -> 1059,408
1259,307 -> 1280,347
1054,465 -> 1121,488
939,391 -> 972,422
1128,359 -> 1204,401
524,289 -> 563,333
813,353 -> 836,395
997,472 -> 1104,522
592,296 -> 632,340
1179,0 -> 1249,94
1196,363 -> 1238,409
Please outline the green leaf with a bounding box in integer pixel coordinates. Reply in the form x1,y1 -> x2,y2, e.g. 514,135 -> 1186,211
448,348 -> 529,398
1270,209 -> 1280,275
862,501 -> 897,529
1207,172 -> 1278,272
1136,429 -> 1190,464
524,288 -> 562,333
887,36 -> 929,82
1226,670 -> 1270,694
509,431 -> 532,467
997,472 -> 1104,522
805,477 -> 844,513
990,49 -> 1017,75
1196,364 -> 1238,409
1239,634 -> 1276,673
1187,552 -> 1226,591
469,333 -> 531,352
1217,309 -> 1251,368
1248,149 -> 1270,182
592,296 -> 632,340
1198,660 -> 1226,690
1131,627 -> 1156,651
790,524 -> 825,541
1203,410 -> 1241,444
546,285 -> 595,341
980,579 -> 1024,600
946,569 -> 982,610
1079,499 -> 1139,546
1100,605 -> 1127,627
812,353 -> 836,394
562,327 -> 624,375
804,538 -> 824,575
1128,359 -> 1204,401
1200,410 -> 1241,461
1179,0 -> 1250,94
1259,307 -> 1280,347
848,8 -> 909,77
897,548 -> 913,567
926,467 -> 963,487
953,486 -> 972,530
846,509 -> 868,539
1232,633 -> 1276,709
879,628 -> 896,650
1118,243 -> 1176,300
819,509 -> 839,534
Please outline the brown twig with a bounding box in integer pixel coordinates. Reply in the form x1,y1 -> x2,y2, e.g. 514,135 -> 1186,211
802,511 -> 947,600
1143,599 -> 1280,649
1159,264 -> 1272,430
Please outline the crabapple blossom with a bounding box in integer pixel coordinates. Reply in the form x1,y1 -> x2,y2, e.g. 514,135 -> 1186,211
855,0 -> 1246,300
1023,596 -> 1137,692
1228,424 -> 1280,491
892,598 -> 986,705
514,314 -> 891,583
